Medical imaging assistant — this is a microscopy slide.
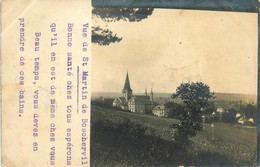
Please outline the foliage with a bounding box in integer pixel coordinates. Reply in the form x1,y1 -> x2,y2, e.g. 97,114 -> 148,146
216,102 -> 257,124
91,108 -> 189,166
91,99 -> 131,112
92,7 -> 154,45
241,103 -> 257,120
144,108 -> 153,115
204,114 -> 220,123
92,7 -> 154,22
203,101 -> 216,115
92,26 -> 122,46
173,119 -> 203,142
172,82 -> 216,111
165,101 -> 185,119
222,108 -> 238,123
91,105 -> 256,166
171,82 -> 215,142
190,122 -> 256,166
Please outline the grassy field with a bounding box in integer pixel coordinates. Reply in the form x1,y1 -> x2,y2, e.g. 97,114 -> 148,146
190,123 -> 256,166
91,105 -> 257,166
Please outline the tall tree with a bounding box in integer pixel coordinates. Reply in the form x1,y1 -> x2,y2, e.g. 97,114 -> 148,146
171,82 -> 215,142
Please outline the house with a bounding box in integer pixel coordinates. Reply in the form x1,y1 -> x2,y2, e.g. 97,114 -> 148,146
216,108 -> 224,114
236,113 -> 241,118
216,108 -> 226,120
248,118 -> 254,123
238,117 -> 255,125
152,104 -> 169,117
238,117 -> 247,124
113,72 -> 153,114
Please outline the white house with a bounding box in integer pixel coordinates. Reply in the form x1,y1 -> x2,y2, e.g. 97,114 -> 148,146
152,104 -> 169,117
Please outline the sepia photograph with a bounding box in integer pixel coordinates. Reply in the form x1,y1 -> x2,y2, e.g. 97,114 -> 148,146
91,7 -> 257,166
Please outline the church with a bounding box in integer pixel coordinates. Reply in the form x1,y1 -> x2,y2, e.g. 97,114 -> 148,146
113,72 -> 153,114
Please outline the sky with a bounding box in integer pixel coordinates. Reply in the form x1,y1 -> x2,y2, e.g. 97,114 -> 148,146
92,9 -> 258,95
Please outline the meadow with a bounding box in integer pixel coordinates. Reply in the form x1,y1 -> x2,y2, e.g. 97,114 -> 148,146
91,105 -> 257,167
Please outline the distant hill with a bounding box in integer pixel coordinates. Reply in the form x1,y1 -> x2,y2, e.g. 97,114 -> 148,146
92,92 -> 173,99
92,92 -> 257,103
214,93 -> 256,103
92,92 -> 120,99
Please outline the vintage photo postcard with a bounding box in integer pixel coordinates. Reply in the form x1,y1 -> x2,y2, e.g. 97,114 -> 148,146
1,0 -> 91,166
91,7 -> 258,166
1,0 -> 259,167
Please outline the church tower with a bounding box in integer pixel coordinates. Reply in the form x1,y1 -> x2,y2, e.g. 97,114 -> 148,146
150,88 -> 153,102
122,72 -> 132,100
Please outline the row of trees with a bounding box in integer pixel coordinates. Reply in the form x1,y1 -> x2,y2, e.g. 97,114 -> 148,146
221,104 -> 256,124
167,101 -> 256,123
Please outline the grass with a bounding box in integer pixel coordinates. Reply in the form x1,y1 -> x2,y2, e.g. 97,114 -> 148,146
91,105 -> 179,141
191,123 -> 256,166
91,105 -> 257,166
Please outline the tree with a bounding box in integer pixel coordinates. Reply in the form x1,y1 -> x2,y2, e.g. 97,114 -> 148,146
203,101 -> 216,115
92,26 -> 122,46
222,108 -> 237,123
92,8 -> 154,22
165,102 -> 185,119
92,7 -> 154,45
243,103 -> 257,120
171,82 -> 215,142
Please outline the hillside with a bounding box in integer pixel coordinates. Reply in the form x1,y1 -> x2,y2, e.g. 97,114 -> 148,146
91,105 -> 256,166
215,92 -> 256,102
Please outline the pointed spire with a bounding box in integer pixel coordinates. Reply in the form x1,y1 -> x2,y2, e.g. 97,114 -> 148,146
150,87 -> 154,102
151,83 -> 153,93
145,87 -> 147,96
122,72 -> 132,93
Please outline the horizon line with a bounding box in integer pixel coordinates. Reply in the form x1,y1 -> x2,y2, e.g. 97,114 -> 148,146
92,91 -> 257,96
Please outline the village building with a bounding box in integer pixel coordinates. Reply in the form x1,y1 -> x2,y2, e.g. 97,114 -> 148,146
236,113 -> 241,118
238,117 -> 247,124
238,117 -> 255,125
152,104 -> 169,117
113,72 -> 153,114
216,108 -> 225,114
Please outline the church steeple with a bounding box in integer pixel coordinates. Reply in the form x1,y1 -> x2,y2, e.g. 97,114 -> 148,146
145,87 -> 147,96
150,88 -> 153,102
122,72 -> 132,100
122,72 -> 132,93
